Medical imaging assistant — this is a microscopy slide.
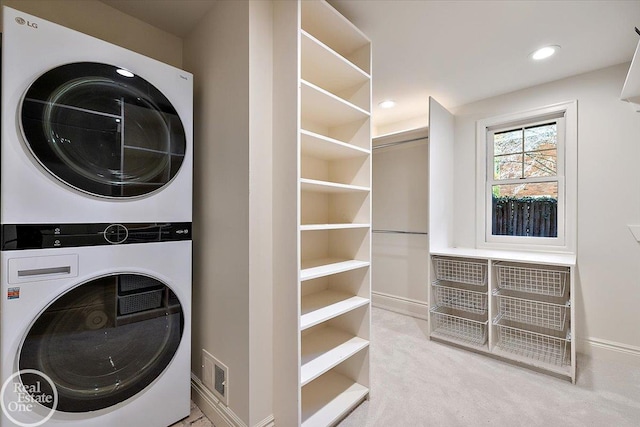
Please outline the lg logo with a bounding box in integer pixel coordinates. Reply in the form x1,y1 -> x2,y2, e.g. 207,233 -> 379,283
15,17 -> 37,29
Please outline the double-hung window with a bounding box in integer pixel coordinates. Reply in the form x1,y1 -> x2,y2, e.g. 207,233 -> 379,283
476,101 -> 577,252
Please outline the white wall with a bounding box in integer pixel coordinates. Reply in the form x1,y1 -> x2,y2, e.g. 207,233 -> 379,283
372,128 -> 429,317
1,0 -> 182,67
183,1 -> 273,425
451,63 -> 640,357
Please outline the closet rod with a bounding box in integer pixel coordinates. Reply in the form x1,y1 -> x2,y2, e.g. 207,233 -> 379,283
372,229 -> 428,235
372,135 -> 428,150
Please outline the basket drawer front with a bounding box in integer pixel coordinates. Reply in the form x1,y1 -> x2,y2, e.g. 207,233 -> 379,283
495,264 -> 568,297
497,295 -> 568,331
430,307 -> 488,346
433,258 -> 487,286
433,284 -> 487,315
495,321 -> 570,366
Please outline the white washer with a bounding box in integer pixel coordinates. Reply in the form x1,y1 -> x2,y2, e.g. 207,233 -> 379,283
0,240 -> 191,427
1,6 -> 193,224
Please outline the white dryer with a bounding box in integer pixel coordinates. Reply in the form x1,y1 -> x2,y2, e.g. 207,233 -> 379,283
0,227 -> 191,427
1,6 -> 193,224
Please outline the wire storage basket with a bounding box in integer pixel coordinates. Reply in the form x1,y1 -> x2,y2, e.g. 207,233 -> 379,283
495,262 -> 569,297
495,291 -> 569,331
430,306 -> 488,346
433,282 -> 488,315
433,257 -> 487,287
494,317 -> 570,366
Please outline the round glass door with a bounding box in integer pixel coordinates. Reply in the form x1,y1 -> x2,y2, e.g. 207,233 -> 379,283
18,274 -> 184,413
20,62 -> 187,198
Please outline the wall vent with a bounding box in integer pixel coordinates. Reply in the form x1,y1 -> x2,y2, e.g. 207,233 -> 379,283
202,349 -> 229,406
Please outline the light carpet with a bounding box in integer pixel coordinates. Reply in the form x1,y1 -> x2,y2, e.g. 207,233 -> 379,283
338,307 -> 640,427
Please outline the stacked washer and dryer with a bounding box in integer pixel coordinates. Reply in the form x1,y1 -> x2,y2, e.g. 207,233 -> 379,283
0,7 -> 193,427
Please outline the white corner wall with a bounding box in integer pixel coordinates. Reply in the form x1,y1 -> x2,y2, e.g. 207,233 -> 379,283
183,1 -> 273,425
451,63 -> 640,359
1,0 -> 183,67
372,128 -> 429,318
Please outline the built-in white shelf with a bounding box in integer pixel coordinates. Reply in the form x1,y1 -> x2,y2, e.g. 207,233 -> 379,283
300,223 -> 370,231
621,38 -> 640,106
301,258 -> 370,281
301,80 -> 369,127
301,30 -> 370,94
301,371 -> 369,427
431,247 -> 576,267
300,290 -> 369,330
301,327 -> 369,386
301,0 -> 370,74
301,129 -> 370,160
300,178 -> 369,194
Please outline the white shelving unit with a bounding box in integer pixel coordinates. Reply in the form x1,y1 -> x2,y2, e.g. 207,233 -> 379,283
273,1 -> 371,425
428,249 -> 576,383
621,34 -> 640,111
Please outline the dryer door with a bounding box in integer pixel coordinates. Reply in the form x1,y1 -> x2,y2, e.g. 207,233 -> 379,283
20,62 -> 187,198
18,274 -> 184,413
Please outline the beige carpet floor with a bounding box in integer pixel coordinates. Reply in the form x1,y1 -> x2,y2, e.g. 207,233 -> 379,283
173,307 -> 640,427
338,307 -> 640,427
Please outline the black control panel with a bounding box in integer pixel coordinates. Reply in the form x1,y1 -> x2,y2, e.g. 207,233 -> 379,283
1,222 -> 192,250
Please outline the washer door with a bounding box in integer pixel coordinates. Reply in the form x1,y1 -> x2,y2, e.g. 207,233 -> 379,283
18,274 -> 184,413
20,62 -> 187,198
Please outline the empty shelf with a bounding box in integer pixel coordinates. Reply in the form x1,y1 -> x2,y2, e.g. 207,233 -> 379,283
301,371 -> 368,427
301,0 -> 370,73
301,258 -> 370,281
301,327 -> 369,386
301,290 -> 369,330
300,129 -> 370,160
300,223 -> 370,231
301,30 -> 370,95
300,178 -> 369,194
301,80 -> 369,127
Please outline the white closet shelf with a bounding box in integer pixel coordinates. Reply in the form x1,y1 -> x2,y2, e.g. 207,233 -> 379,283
301,370 -> 368,427
301,0 -> 370,73
301,30 -> 370,94
301,80 -> 369,127
300,178 -> 370,194
301,129 -> 370,160
301,223 -> 370,231
301,327 -> 369,386
621,39 -> 640,103
300,290 -> 369,330
301,258 -> 370,281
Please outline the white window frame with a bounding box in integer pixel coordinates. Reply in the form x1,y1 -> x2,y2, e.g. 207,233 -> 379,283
475,101 -> 577,253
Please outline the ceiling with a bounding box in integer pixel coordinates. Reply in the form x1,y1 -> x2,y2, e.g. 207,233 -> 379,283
102,0 -> 640,131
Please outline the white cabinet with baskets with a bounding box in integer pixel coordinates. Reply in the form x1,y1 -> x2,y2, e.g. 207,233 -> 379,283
429,250 -> 576,383
430,257 -> 489,348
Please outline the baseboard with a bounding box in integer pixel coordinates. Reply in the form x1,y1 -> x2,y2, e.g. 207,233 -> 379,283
191,374 -> 276,427
371,291 -> 428,320
579,337 -> 640,364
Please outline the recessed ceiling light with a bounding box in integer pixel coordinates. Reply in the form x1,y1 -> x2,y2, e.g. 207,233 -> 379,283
531,45 -> 560,61
116,68 -> 135,78
379,100 -> 396,109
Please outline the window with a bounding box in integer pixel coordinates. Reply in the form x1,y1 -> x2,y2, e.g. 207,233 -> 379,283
476,102 -> 577,252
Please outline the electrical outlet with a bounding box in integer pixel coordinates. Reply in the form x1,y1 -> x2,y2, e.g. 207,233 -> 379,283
202,349 -> 229,406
